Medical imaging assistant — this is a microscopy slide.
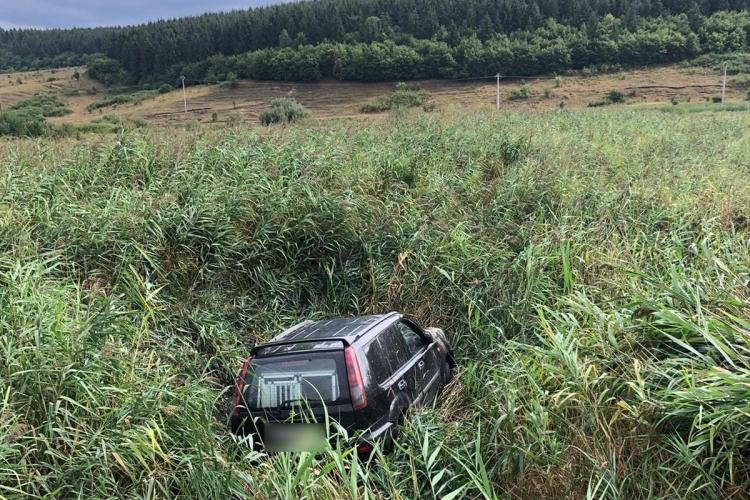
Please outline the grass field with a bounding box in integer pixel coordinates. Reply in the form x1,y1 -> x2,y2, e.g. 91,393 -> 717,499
1,105 -> 750,498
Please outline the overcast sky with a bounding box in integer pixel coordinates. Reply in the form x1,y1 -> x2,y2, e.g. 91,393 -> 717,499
0,0 -> 292,29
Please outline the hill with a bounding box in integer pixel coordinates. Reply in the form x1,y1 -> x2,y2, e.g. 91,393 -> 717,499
1,1 -> 750,85
2,62 -> 748,128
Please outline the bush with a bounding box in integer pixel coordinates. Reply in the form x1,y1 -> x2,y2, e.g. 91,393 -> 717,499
589,90 -> 628,107
607,90 -> 626,103
87,56 -> 129,85
360,83 -> 430,113
10,94 -> 71,117
86,89 -> 159,112
259,98 -> 310,125
158,83 -> 174,94
226,72 -> 239,89
0,111 -> 45,137
508,85 -> 531,100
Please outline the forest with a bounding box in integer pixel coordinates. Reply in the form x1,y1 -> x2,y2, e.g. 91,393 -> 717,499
1,1 -> 749,84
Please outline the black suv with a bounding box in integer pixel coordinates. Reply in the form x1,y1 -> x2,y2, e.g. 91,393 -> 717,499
230,312 -> 454,453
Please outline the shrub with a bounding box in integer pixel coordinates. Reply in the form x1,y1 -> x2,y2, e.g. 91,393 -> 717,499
607,90 -> 626,103
87,56 -> 129,85
10,94 -> 71,117
590,90 -> 628,107
360,83 -> 430,113
86,89 -> 159,111
158,83 -> 174,94
508,85 -> 531,100
259,98 -> 310,125
226,72 -> 239,89
0,111 -> 45,137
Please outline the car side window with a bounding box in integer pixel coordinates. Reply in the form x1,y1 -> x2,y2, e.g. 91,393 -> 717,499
363,337 -> 391,384
364,327 -> 410,384
380,327 -> 410,373
397,322 -> 427,358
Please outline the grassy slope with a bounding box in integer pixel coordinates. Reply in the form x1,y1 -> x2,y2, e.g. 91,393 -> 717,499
1,108 -> 749,498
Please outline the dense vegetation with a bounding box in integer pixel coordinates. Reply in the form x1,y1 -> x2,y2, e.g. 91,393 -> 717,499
259,97 -> 311,125
0,94 -> 70,137
1,107 -> 749,497
360,83 -> 431,113
1,0 -> 749,83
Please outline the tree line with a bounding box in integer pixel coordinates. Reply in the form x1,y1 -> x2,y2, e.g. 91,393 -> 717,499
99,11 -> 750,85
1,0 -> 749,84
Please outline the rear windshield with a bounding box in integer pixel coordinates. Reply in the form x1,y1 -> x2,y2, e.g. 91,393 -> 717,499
243,351 -> 350,410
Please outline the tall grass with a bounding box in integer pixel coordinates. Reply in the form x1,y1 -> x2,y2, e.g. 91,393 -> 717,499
1,107 -> 749,497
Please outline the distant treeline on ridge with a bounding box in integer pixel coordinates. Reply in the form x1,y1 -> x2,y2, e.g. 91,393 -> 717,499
1,0 -> 749,84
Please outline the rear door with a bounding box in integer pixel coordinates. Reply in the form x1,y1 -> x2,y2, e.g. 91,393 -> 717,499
242,347 -> 356,433
395,320 -> 441,405
362,327 -> 415,410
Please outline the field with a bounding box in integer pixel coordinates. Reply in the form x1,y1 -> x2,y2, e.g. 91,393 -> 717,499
1,103 -> 750,498
0,64 -> 746,126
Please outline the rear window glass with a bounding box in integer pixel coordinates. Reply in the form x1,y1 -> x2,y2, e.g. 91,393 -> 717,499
243,352 -> 349,410
255,340 -> 343,357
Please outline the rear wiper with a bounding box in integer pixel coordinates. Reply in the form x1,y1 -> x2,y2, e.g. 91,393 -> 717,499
278,397 -> 324,409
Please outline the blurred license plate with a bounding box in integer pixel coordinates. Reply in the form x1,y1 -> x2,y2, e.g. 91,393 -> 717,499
265,423 -> 325,452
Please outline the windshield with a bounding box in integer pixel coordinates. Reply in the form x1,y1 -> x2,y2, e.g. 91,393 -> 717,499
243,351 -> 350,410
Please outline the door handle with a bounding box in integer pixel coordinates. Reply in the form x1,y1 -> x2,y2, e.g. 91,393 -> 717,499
418,360 -> 425,370
397,379 -> 407,391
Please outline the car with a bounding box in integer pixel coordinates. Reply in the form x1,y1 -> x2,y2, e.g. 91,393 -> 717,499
230,312 -> 454,454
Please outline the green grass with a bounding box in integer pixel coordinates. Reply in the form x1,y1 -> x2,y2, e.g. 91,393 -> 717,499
1,107 -> 749,498
650,101 -> 750,114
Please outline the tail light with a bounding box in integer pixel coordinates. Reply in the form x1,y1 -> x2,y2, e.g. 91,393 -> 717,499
232,355 -> 253,415
357,443 -> 373,454
344,346 -> 368,410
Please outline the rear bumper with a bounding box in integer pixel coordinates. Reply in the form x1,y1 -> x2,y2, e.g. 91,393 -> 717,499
231,413 -> 393,454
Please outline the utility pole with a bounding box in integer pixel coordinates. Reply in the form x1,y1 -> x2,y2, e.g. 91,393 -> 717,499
721,63 -> 728,105
496,74 -> 500,111
181,76 -> 187,113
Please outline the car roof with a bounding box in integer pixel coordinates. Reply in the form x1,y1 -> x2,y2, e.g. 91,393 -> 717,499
253,313 -> 401,354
